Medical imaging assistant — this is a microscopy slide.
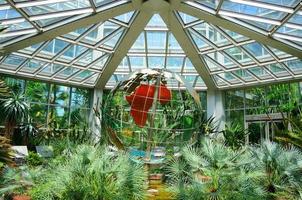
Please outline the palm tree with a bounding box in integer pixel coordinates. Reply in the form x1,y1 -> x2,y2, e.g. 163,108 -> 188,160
2,93 -> 29,138
29,145 -> 148,200
251,142 -> 302,199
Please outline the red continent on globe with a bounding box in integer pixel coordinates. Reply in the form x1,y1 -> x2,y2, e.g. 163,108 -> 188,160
126,84 -> 172,127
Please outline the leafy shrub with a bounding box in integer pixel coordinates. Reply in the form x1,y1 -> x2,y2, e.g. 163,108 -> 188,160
165,138 -> 302,200
29,145 -> 148,200
25,152 -> 44,167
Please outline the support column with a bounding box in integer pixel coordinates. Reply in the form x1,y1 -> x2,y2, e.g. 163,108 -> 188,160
89,88 -> 103,141
207,90 -> 225,132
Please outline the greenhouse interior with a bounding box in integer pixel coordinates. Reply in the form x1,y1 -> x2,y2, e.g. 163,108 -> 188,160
1,0 -> 302,199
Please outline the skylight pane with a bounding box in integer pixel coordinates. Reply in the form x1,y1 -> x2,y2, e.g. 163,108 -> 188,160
189,30 -> 209,50
2,54 -> 26,69
114,12 -> 134,23
166,57 -> 184,71
221,0 -> 287,20
249,67 -> 273,79
268,63 -> 290,77
193,0 -> 220,9
283,59 -> 302,73
276,26 -> 302,38
20,60 -> 46,73
254,0 -> 300,7
192,23 -> 231,47
288,14 -> 302,25
167,33 -> 183,53
146,31 -> 166,53
206,52 -> 237,69
178,12 -> 199,24
243,42 -> 273,62
22,0 -> 90,15
224,47 -> 254,66
130,33 -> 145,53
0,8 -> 21,19
183,58 -> 196,73
147,14 -> 167,28
220,27 -> 249,42
148,56 -> 165,69
129,56 -> 146,70
102,31 -> 123,49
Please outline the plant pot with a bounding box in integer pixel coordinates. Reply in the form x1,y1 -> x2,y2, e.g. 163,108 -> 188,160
13,195 -> 31,200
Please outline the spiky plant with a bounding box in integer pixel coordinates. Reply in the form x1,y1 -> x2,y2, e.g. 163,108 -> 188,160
222,122 -> 249,149
0,136 -> 12,167
29,145 -> 148,200
164,138 -> 266,200
251,141 -> 302,199
2,93 -> 29,137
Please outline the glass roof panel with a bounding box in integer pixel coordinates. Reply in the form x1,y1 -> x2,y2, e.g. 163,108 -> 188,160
220,27 -> 249,42
167,33 -> 184,53
183,58 -> 197,73
249,66 -> 274,79
1,2 -> 302,90
254,0 -> 300,7
192,23 -> 231,47
224,47 -> 254,66
268,63 -> 291,77
114,12 -> 135,23
233,69 -> 256,82
288,14 -> 302,25
221,0 -> 287,20
178,12 -> 199,25
283,59 -> 302,73
20,59 -> 46,73
21,0 -> 91,15
146,31 -> 167,53
243,42 -> 274,62
148,56 -> 165,69
192,0 -> 220,10
106,14 -> 205,89
146,14 -> 167,28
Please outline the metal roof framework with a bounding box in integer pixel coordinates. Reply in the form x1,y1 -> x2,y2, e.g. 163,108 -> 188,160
0,0 -> 301,90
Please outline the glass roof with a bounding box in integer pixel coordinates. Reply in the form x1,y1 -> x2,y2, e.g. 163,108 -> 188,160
106,14 -> 207,90
0,0 -> 302,90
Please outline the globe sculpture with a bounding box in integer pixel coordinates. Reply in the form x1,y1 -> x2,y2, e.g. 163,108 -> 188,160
103,68 -> 202,163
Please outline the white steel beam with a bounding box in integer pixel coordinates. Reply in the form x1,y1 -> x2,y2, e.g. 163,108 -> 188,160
160,11 -> 217,89
178,2 -> 302,59
95,1 -> 153,89
0,1 -> 137,56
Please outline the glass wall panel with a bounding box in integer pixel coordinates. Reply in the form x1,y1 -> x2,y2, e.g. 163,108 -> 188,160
225,90 -> 244,109
0,76 -> 91,130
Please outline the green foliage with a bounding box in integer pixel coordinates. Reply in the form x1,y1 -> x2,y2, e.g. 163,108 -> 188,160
0,136 -> 12,165
223,122 -> 249,149
0,166 -> 40,197
164,138 -> 302,200
29,145 -> 148,200
0,79 -> 12,100
2,93 -> 29,137
25,152 -> 44,167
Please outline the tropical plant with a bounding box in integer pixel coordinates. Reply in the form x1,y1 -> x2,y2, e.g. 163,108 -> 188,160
0,79 -> 11,99
25,152 -> 44,167
250,141 -> 302,199
29,145 -> 148,200
2,93 -> 29,137
0,136 -> 12,167
0,166 -> 41,198
164,138 -> 302,200
222,122 -> 249,149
